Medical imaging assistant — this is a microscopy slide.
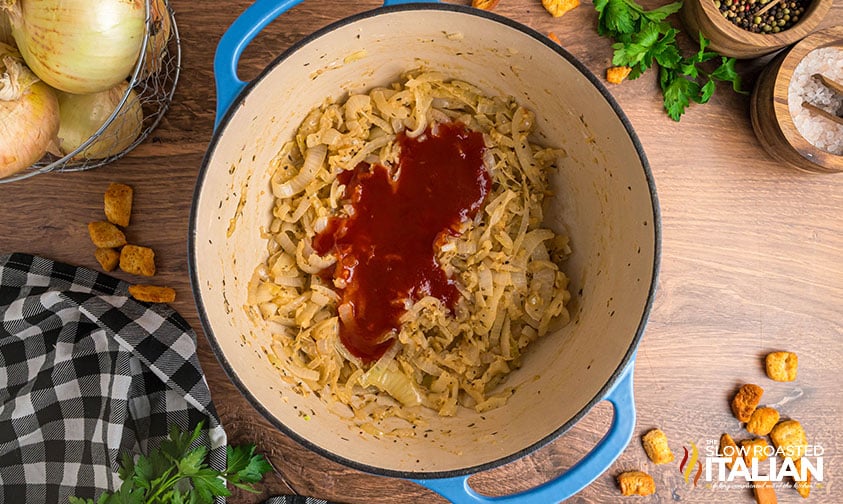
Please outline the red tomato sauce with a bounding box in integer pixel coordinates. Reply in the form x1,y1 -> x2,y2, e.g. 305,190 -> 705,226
312,122 -> 491,362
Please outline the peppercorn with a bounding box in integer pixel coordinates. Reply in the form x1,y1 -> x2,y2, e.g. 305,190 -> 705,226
717,0 -> 812,33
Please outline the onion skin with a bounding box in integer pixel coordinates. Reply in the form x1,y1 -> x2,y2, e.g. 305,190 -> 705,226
57,81 -> 143,160
7,0 -> 145,94
139,0 -> 170,79
0,80 -> 60,178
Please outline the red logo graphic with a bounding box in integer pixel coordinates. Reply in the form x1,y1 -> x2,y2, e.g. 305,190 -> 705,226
680,442 -> 703,487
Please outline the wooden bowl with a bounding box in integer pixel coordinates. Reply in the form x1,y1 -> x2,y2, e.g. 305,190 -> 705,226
681,0 -> 833,58
750,26 -> 843,174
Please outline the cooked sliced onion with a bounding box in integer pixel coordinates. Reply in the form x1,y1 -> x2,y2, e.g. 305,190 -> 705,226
57,81 -> 143,160
360,351 -> 422,407
4,0 -> 145,94
273,144 -> 326,198
0,11 -> 11,45
250,71 -> 573,424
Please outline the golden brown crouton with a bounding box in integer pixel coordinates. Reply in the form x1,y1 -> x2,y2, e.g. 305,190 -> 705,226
765,351 -> 798,382
747,407 -> 780,436
770,420 -> 808,460
793,457 -> 811,498
642,428 -> 674,464
753,480 -> 778,504
94,247 -> 120,272
119,244 -> 156,277
606,66 -> 633,84
731,383 -> 764,422
471,0 -> 499,10
128,284 -> 175,303
719,433 -> 740,470
741,438 -> 770,464
543,0 -> 580,17
88,221 -> 127,249
617,470 -> 655,496
104,182 -> 133,227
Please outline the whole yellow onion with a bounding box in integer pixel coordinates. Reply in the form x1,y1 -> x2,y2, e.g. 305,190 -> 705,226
0,42 -> 60,178
57,82 -> 144,160
4,0 -> 145,94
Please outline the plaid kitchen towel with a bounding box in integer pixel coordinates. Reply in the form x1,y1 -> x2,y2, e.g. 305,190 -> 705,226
0,253 -> 328,504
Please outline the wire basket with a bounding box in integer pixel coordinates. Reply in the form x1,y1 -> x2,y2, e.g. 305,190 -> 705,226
0,0 -> 181,184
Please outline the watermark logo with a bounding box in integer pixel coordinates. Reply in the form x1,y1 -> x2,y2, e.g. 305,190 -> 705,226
679,442 -> 703,486
682,439 -> 827,491
703,441 -> 823,483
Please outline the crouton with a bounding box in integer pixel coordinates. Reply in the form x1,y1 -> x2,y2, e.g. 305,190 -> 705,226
128,284 -> 175,303
747,407 -> 780,436
770,420 -> 808,460
719,433 -> 740,469
765,351 -> 798,382
104,182 -> 133,227
731,383 -> 764,422
94,247 -> 120,272
753,480 -> 777,504
793,457 -> 811,498
542,0 -> 580,17
642,428 -> 674,464
607,66 -> 633,84
88,221 -> 127,249
471,0 -> 499,10
741,438 -> 770,464
119,244 -> 156,277
617,470 -> 655,496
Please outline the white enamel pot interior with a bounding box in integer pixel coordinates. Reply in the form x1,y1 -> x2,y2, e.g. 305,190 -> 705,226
190,1 -> 659,501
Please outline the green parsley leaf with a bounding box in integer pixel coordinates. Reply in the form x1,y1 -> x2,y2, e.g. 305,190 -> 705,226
191,469 -> 231,503
710,57 -> 744,93
131,455 -> 154,490
109,480 -> 145,504
178,446 -> 208,477
612,21 -> 661,65
226,444 -> 274,485
597,0 -> 639,36
694,33 -> 719,63
70,423 -> 273,504
168,492 -> 186,504
652,30 -> 682,69
698,79 -> 717,104
641,1 -> 683,24
68,498 -> 95,504
159,423 -> 203,463
613,23 -> 682,80
117,452 -> 135,483
592,0 -> 743,120
661,68 -> 701,121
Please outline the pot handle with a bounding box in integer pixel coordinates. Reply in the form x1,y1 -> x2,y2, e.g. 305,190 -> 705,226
412,359 -> 636,503
214,0 -> 439,130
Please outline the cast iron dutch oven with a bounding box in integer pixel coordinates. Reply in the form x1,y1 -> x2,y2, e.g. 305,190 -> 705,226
189,0 -> 661,501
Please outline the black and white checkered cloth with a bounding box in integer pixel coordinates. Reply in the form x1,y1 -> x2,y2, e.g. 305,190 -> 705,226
0,253 -> 329,504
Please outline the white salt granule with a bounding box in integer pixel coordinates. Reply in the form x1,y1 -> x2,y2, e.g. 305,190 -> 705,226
788,46 -> 843,155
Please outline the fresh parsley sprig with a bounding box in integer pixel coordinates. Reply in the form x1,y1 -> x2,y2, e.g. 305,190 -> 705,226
69,422 -> 273,504
594,0 -> 745,120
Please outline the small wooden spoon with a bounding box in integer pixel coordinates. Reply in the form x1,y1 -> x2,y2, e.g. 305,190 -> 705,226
812,73 -> 843,96
755,0 -> 783,18
802,101 -> 843,126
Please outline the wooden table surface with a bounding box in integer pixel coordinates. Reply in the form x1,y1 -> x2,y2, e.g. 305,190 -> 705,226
1,1 -> 842,502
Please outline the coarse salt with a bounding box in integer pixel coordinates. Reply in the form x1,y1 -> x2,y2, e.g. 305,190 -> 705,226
788,46 -> 843,155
